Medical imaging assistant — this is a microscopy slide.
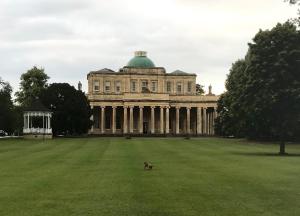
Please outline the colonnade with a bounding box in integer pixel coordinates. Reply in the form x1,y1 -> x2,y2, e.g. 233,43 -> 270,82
90,105 -> 217,135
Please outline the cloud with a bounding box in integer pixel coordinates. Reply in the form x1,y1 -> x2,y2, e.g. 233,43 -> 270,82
0,0 -> 298,95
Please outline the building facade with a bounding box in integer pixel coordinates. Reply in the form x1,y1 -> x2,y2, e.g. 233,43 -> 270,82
87,51 -> 218,136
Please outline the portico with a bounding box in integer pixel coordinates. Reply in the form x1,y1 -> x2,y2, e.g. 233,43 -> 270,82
90,104 -> 217,136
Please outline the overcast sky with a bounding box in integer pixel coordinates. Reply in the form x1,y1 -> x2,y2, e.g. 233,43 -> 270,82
0,0 -> 298,95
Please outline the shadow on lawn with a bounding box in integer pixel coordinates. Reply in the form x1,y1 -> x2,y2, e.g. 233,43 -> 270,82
231,152 -> 300,157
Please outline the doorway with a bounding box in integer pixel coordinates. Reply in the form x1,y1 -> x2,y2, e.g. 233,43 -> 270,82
143,122 -> 148,134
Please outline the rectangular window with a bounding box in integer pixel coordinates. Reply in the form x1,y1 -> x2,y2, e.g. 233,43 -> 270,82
177,82 -> 182,94
93,80 -> 99,92
187,81 -> 192,93
141,80 -> 148,92
131,80 -> 136,92
166,81 -> 171,92
151,81 -> 157,92
115,81 -> 121,93
105,81 -> 110,92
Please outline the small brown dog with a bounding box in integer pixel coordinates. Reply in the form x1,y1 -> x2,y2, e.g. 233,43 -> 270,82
144,162 -> 153,170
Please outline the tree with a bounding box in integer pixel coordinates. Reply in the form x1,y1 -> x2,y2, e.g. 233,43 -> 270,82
15,66 -> 49,106
40,83 -> 92,136
12,105 -> 24,136
196,84 -> 205,95
246,22 -> 300,154
286,0 -> 299,4
216,22 -> 300,155
285,0 -> 300,21
215,60 -> 248,137
0,77 -> 14,134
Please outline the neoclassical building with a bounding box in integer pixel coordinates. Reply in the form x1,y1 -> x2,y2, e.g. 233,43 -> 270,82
87,51 -> 218,136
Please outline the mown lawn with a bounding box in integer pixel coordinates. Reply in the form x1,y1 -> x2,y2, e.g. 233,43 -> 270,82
0,137 -> 299,216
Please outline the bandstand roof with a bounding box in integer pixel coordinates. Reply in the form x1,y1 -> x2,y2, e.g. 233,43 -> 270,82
24,100 -> 50,112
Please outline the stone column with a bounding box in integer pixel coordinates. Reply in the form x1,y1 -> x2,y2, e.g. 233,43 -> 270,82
186,107 -> 191,134
112,106 -> 116,134
139,106 -> 143,134
197,107 -> 202,135
209,111 -> 212,135
151,106 -> 155,134
211,111 -> 213,135
129,106 -> 134,133
165,106 -> 170,134
213,108 -> 217,135
123,106 -> 128,134
203,108 -> 207,135
98,107 -> 101,129
90,106 -> 94,133
206,111 -> 209,135
160,106 -> 164,134
176,107 -> 180,134
101,106 -> 105,134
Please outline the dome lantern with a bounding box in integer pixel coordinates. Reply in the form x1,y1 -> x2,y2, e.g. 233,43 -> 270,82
126,51 -> 155,68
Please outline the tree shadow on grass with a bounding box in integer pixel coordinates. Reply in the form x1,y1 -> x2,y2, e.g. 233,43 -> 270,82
231,152 -> 300,157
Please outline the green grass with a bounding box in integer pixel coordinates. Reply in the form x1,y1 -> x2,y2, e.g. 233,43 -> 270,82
0,137 -> 300,216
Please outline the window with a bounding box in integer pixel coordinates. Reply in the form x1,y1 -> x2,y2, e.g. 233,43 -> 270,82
141,80 -> 148,92
131,80 -> 136,92
151,81 -> 157,92
115,81 -> 121,93
177,82 -> 182,94
105,81 -> 110,92
166,81 -> 171,92
93,80 -> 99,92
187,81 -> 192,93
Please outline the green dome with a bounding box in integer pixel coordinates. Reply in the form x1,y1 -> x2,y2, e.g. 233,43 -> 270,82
127,51 -> 155,68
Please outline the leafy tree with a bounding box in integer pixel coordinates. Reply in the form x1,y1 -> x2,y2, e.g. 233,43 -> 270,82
12,105 -> 24,135
40,83 -> 92,136
246,22 -> 300,154
0,77 -> 14,134
215,60 -> 248,137
196,84 -> 205,95
286,0 -> 299,4
15,66 -> 49,106
216,22 -> 300,155
285,0 -> 300,21
285,0 -> 300,16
